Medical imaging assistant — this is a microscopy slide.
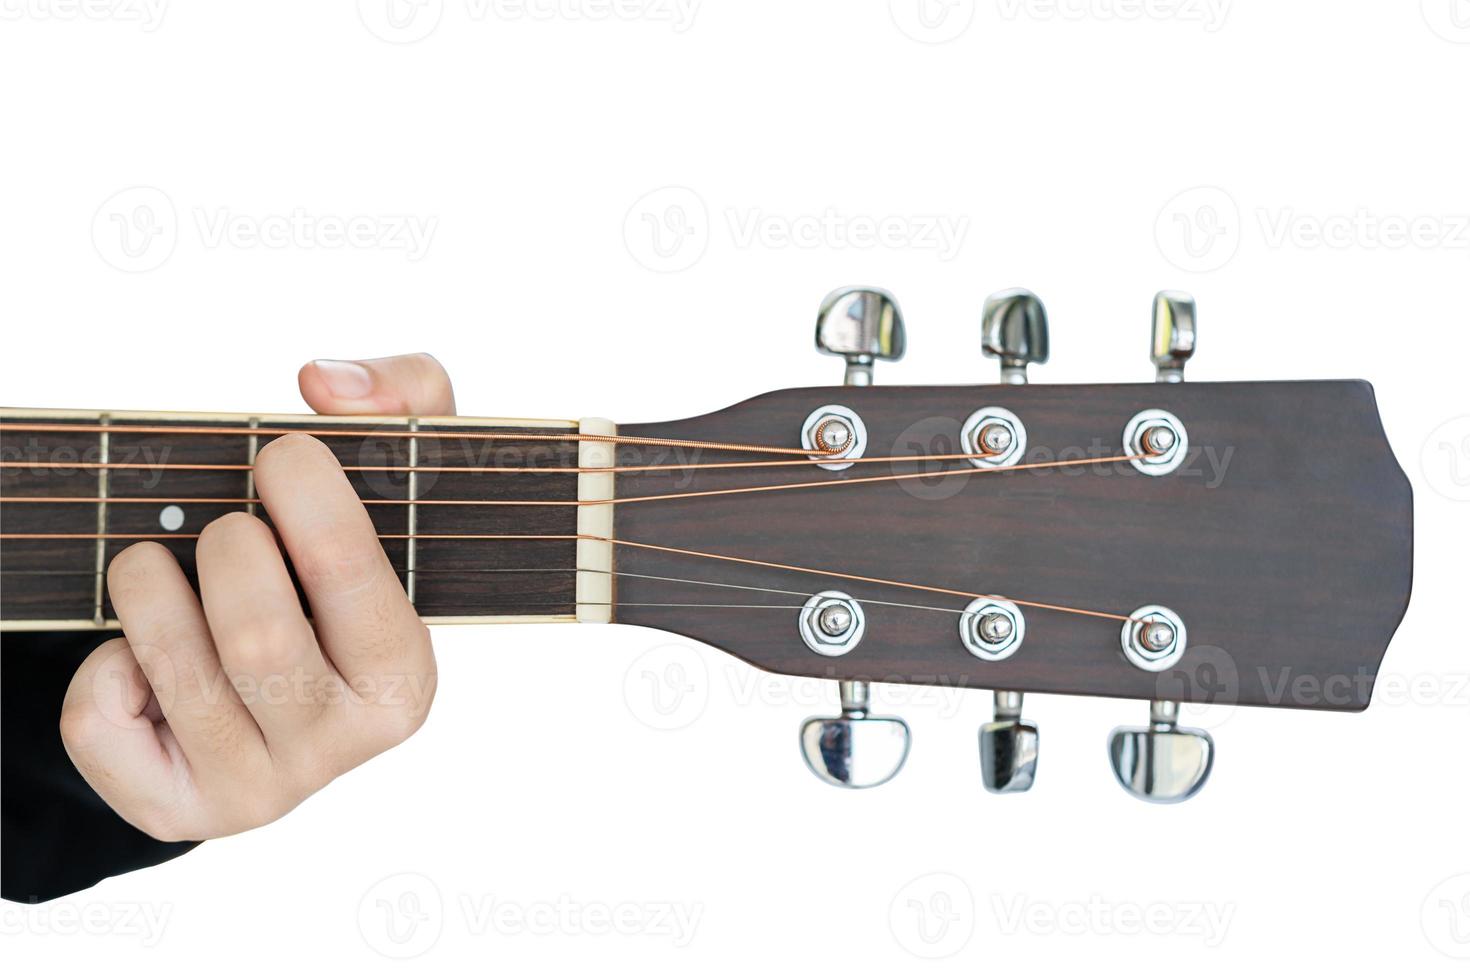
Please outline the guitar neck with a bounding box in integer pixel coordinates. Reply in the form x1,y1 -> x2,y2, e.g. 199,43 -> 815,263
0,408 -> 617,630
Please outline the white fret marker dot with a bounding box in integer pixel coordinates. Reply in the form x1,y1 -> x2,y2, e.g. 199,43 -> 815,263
159,505 -> 185,531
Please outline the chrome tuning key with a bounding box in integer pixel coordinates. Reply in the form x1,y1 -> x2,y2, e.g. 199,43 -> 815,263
974,288 -> 1048,792
814,286 -> 905,386
981,288 -> 1049,384
1151,290 -> 1196,383
799,681 -> 911,789
1105,290 -> 1212,802
798,293 -> 909,788
980,691 -> 1038,794
1107,700 -> 1213,804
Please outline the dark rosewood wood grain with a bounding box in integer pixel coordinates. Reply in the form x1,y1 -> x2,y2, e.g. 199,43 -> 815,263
0,415 -> 579,622
613,381 -> 1413,711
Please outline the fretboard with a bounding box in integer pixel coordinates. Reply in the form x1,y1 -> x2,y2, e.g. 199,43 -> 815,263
0,409 -> 600,629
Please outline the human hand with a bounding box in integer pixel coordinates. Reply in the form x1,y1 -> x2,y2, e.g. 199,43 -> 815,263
59,354 -> 454,841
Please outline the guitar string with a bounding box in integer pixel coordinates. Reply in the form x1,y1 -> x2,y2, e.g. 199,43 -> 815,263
0,530 -> 1141,624
0,565 -> 999,619
1,424 -> 1159,625
0,449 -> 995,476
0,421 -> 841,458
0,452 -> 1150,509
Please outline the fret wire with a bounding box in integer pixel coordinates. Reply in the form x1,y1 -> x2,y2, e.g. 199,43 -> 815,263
406,418 -> 419,605
92,414 -> 110,625
245,417 -> 260,517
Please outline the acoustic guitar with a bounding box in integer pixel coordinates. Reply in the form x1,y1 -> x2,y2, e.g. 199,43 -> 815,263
0,288 -> 1414,803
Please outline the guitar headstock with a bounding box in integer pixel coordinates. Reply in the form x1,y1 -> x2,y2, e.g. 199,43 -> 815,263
609,288 -> 1413,802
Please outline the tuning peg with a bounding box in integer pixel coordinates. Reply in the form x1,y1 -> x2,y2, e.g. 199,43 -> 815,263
975,292 -> 1044,787
982,288 -> 1049,384
815,287 -> 905,386
799,681 -> 910,789
1151,290 -> 1197,382
979,690 -> 1038,793
1107,700 -> 1213,804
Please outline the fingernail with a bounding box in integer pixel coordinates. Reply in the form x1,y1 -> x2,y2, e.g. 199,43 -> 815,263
312,359 -> 374,399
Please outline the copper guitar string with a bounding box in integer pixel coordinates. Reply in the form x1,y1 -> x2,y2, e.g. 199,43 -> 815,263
0,422 -> 841,458
0,530 -> 1141,624
0,449 -> 994,477
0,453 -> 1150,509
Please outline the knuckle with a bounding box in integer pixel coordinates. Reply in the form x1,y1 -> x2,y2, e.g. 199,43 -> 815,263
292,536 -> 383,594
58,701 -> 110,756
220,617 -> 308,679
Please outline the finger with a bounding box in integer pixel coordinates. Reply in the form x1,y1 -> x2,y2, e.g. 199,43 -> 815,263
253,434 -> 435,720
60,637 -> 193,841
106,541 -> 267,774
297,353 -> 455,416
196,511 -> 339,750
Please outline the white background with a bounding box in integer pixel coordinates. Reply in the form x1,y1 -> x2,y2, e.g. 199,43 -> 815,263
2,0 -> 1468,975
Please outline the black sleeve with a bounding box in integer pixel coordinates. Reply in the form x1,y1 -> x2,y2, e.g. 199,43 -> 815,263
2,631 -> 200,904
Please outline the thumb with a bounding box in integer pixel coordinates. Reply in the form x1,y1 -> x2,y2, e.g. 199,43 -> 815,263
298,353 -> 456,416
